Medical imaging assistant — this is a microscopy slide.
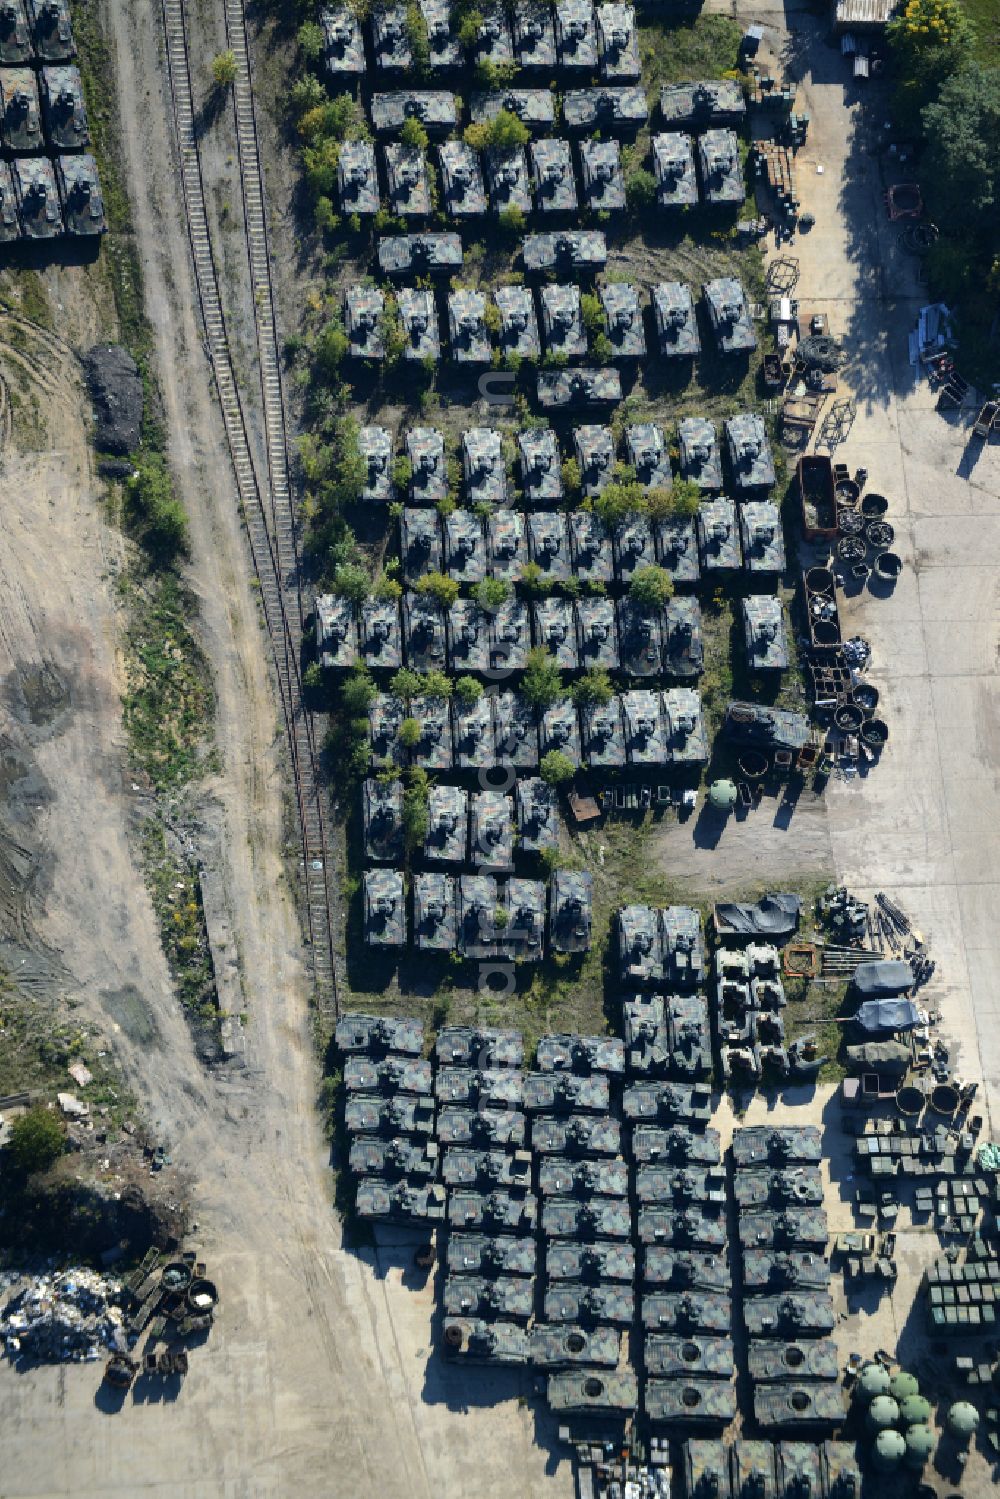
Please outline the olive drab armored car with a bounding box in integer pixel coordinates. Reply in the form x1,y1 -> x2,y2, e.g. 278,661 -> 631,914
344,1091 -> 435,1135
547,1241 -> 635,1282
534,597 -> 578,670
487,509 -> 528,582
743,596 -> 788,672
447,1234 -> 536,1277
704,277 -> 757,355
646,1379 -> 737,1427
344,1054 -> 433,1093
698,497 -> 742,573
437,1106 -> 526,1147
444,1276 -> 535,1320
542,1197 -> 631,1240
596,3 -> 639,80
438,140 -> 487,218
356,1179 -> 446,1224
524,1071 -> 610,1114
652,132 -> 697,208
537,1033 -> 625,1075
315,594 -> 357,670
646,1334 -> 734,1379
654,516 -> 701,587
532,1114 -> 621,1157
513,1 -> 556,69
442,1148 -> 532,1189
359,598 -> 402,671
643,1247 -> 730,1292
13,156 -> 61,237
569,510 -> 613,584
740,500 -> 785,574
370,91 -> 457,136
359,426 -> 393,503
679,417 -> 723,492
494,691 -> 539,770
653,282 -> 700,359
698,129 -> 746,207
538,366 -> 622,410
469,788 -> 514,869
40,65 -> 88,150
529,1323 -> 621,1368
580,139 -> 626,212
684,1441 -> 734,1499
505,879 -> 546,962
523,230 -> 607,274
516,777 -> 559,856
443,1317 -> 530,1364
384,143 -> 432,217
748,1340 -> 839,1384
622,690 -> 667,766
448,1188 -> 537,1233
346,286 -> 386,359
28,0 -> 75,62
0,161 -> 18,240
349,1136 -> 439,1179
562,85 -> 647,133
527,511 -> 571,582
739,1209 -> 829,1250
338,141 -> 379,217
413,871 -> 457,951
485,144 -> 532,218
321,7 -> 364,76
550,870 -> 592,955
55,152 -> 104,236
726,414 -> 776,492
631,1126 -> 721,1167
449,288 -> 492,364
663,597 -> 704,678
392,289 -> 444,362
555,0 -> 597,70
404,592 -> 447,671
576,597 -> 619,672
473,3 -> 514,69
452,691 -> 494,765
531,137 -> 578,214
601,283 -> 645,360
544,1283 -> 635,1325
363,778 -> 404,864
0,0 -> 32,65
538,1157 -> 628,1198
659,79 -> 746,129
495,283 -> 542,359
541,283 -> 587,361
406,427 -> 447,503
471,88 -> 555,132
490,597 -> 531,672
372,4 -> 412,72
420,0 -> 460,70
363,870 -> 406,947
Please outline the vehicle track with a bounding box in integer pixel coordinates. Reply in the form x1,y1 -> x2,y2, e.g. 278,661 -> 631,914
160,0 -> 339,1017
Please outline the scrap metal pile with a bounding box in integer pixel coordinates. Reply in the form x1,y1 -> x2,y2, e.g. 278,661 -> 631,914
0,1266 -> 124,1363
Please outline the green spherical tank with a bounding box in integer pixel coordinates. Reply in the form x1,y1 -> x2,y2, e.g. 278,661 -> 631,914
873,1428 -> 906,1470
708,779 -> 737,812
947,1401 -> 980,1440
866,1395 -> 900,1432
889,1371 -> 919,1401
857,1363 -> 891,1403
903,1425 -> 935,1470
900,1394 -> 932,1426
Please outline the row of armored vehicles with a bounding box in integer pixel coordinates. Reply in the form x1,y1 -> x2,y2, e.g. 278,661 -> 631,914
368,688 -> 709,772
344,276 -> 756,362
322,2 -> 641,80
682,1438 -> 861,1499
0,149 -> 102,240
715,944 -> 794,1083
365,776 -> 560,865
0,0 -> 74,66
0,63 -> 86,153
362,866 -> 592,955
358,420 -> 775,509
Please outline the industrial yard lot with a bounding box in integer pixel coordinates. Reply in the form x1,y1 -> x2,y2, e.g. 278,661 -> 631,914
1,0 -> 999,1496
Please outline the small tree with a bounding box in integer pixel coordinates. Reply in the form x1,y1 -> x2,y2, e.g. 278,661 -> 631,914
398,717 -> 422,749
580,293 -> 605,336
594,478 -> 647,529
211,51 -> 238,90
402,767 -> 430,850
625,168 -> 657,211
473,577 -> 511,610
540,749 -> 576,785
667,478 -> 703,517
417,571 -> 460,609
561,456 -> 582,496
493,903 -> 509,930
333,562 -> 370,604
465,109 -> 530,152
419,669 -> 453,699
389,667 -> 423,701
340,665 -> 376,717
9,1106 -> 65,1175
454,674 -> 483,707
629,565 -> 674,608
401,115 -> 429,151
518,561 -> 549,597
297,21 -> 325,63
571,668 -> 613,708
521,646 -> 563,710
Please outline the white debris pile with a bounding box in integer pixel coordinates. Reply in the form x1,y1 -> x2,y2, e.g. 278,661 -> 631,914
1,1267 -> 125,1363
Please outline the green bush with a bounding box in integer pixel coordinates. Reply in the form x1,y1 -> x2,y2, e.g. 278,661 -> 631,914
454,675 -> 483,706
629,565 -> 674,607
417,571 -> 460,608
340,666 -> 376,717
464,109 -> 531,152
473,576 -> 511,609
521,646 -> 562,710
625,168 -> 657,210
333,562 -> 370,603
540,749 -> 576,785
398,717 -> 422,748
297,21 -> 325,62
401,115 -> 429,151
571,668 -> 613,708
9,1106 -> 65,1175
124,453 -> 189,562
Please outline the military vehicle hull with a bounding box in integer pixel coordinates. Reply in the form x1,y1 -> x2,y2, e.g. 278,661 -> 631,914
754,1384 -> 847,1430
645,1378 -> 737,1427
747,1340 -> 840,1383
743,1293 -> 836,1338
644,1333 -> 735,1379
643,1247 -> 731,1292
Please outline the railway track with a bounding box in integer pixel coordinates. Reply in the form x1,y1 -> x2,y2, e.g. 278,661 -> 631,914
160,0 -> 339,1018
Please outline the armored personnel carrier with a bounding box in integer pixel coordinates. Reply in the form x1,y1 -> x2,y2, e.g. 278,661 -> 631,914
538,367 -> 622,409
0,0 -> 31,65
654,516 -> 700,587
580,138 -> 626,212
315,595 -> 357,669
363,779 -> 404,864
457,873 -> 500,959
562,86 -> 647,133
601,284 -> 645,360
538,1033 -> 624,1076
371,91 -> 457,136
345,286 -> 386,359
582,696 -> 625,768
470,788 -> 514,870
531,137 -> 577,214
665,993 -> 712,1077
420,0 -> 460,70
448,602 -> 491,680
660,79 -> 746,129
487,509 -> 528,581
541,284 -> 587,361
423,784 -> 468,866
524,1071 -> 609,1114
379,230 -> 461,278
448,1234 -> 536,1278
574,425 -> 615,496
493,691 -> 539,770
726,414 -> 776,492
471,88 -> 555,131
534,598 -> 578,671
663,598 -> 704,679
698,129 -> 745,207
495,283 -> 541,359
452,693 -> 495,772
0,161 -> 18,241
344,1091 -> 435,1135
821,1443 -> 862,1497
438,140 -> 487,218
513,0 -> 556,68
645,1334 -> 735,1379
490,598 -> 530,673
617,599 -> 662,682
646,1379 -> 737,1427
393,286 -> 441,361
404,592 -> 447,672
443,509 -> 486,583
643,1292 -> 731,1334
473,3 -> 514,69
514,778 -> 559,857
384,143 -> 431,217
538,1158 -> 628,1198
740,500 -> 785,574
360,598 -> 402,670
28,0 -> 74,62
448,1188 -> 537,1233
523,230 -> 607,274
776,1444 -> 822,1497
530,1324 -> 620,1368
755,1385 -> 846,1431
540,700 -> 581,765
349,1136 -> 439,1179
413,871 -> 457,951
449,288 -> 492,364
643,1247 -> 730,1292
622,690 -> 667,765
357,426 -> 393,504
550,869 -> 593,955
734,1167 -> 824,1209
547,1241 -> 635,1283
660,907 -> 704,987
683,1439 -> 734,1498
335,1010 -> 423,1056
575,598 -> 618,673
444,1276 -> 535,1321
442,1148 -> 532,1189
485,144 -> 532,217
505,878 -> 546,962
723,700 -> 809,754
555,0 -> 596,69
437,1026 -> 523,1069
14,156 -> 61,237
437,1106 -> 526,1148
743,1250 -> 831,1292
321,6 -> 364,76
356,1179 -> 446,1223
740,1209 -> 828,1251
743,596 -> 788,673
338,140 -> 379,216
443,1317 -> 530,1364
436,1065 -> 524,1109
613,511 -> 654,583
623,994 -> 668,1074
625,423 -> 670,489
652,132 -> 697,208
408,693 -> 452,770
678,417 -> 723,493
748,1339 -> 839,1383
743,1293 -> 836,1338
730,1442 -> 777,1499
363,870 -> 406,947
547,1367 -> 638,1415
636,1165 -> 726,1206
519,428 -> 563,504
40,65 -> 87,150
596,3 -> 639,79
543,1195 -> 630,1240
545,1283 -> 635,1325
698,497 -> 742,573
652,282 -> 700,358
704,278 -> 756,355
532,1113 -> 621,1157
638,1208 -> 726,1249
632,1126 -> 721,1166
372,4 -> 412,72
527,511 -> 572,583
624,1081 -> 712,1125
